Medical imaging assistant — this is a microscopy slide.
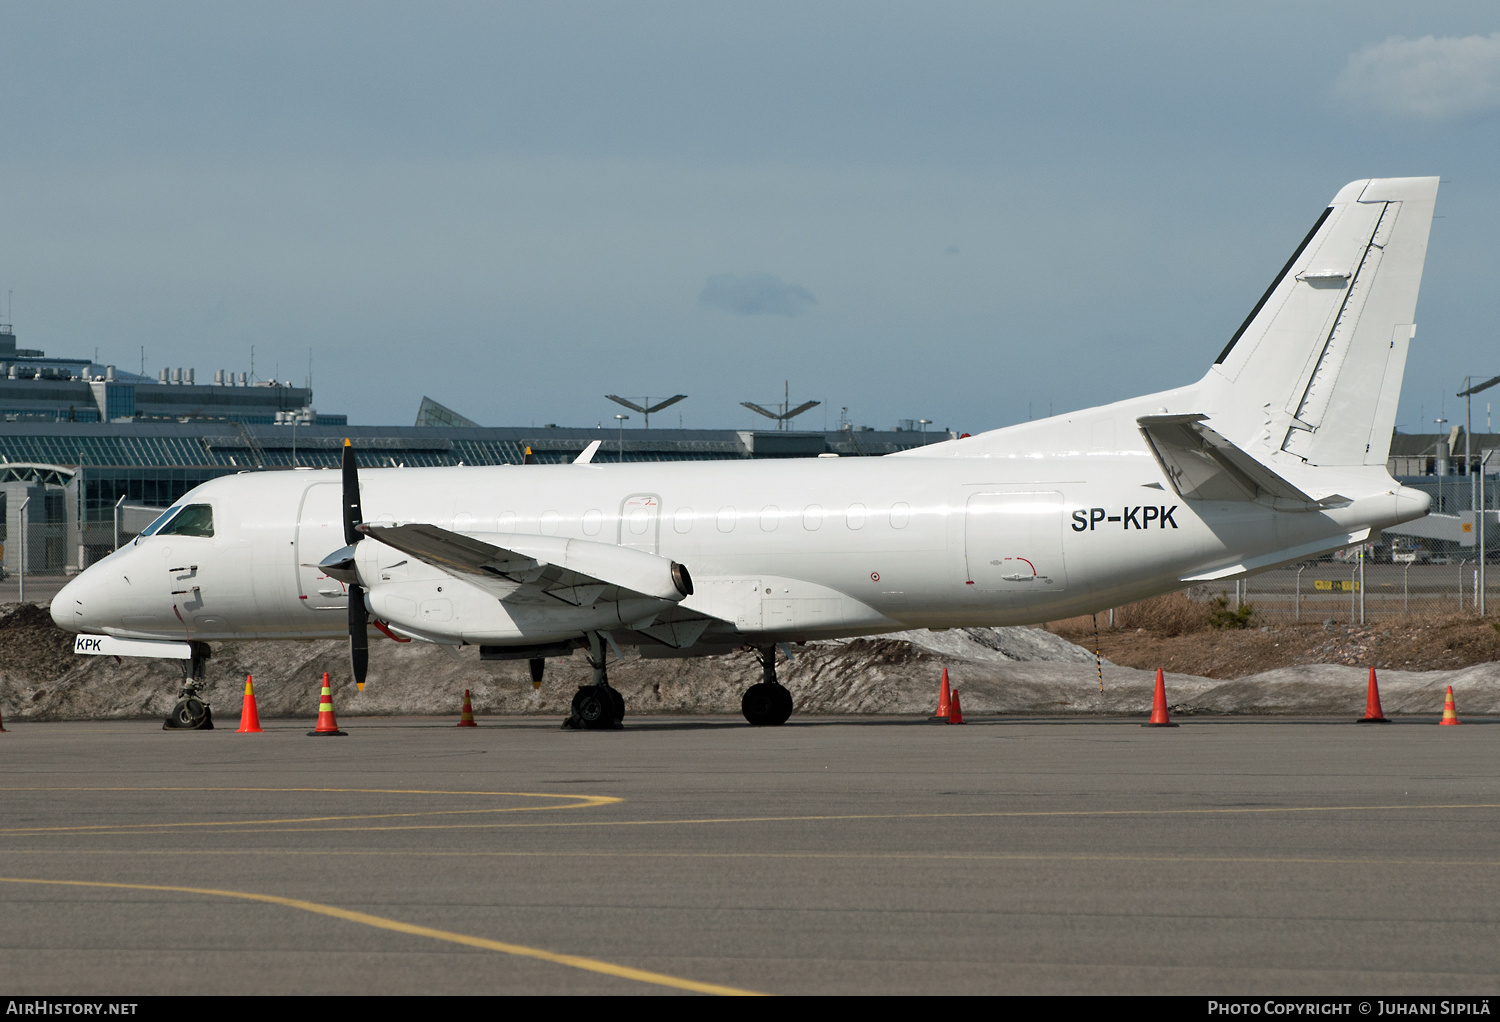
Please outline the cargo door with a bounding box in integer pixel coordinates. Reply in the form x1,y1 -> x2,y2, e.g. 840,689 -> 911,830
964,492 -> 1068,592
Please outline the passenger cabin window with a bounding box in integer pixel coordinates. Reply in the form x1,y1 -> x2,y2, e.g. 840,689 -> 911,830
846,503 -> 867,530
139,505 -> 184,537
157,504 -> 214,538
890,502 -> 911,529
673,508 -> 693,534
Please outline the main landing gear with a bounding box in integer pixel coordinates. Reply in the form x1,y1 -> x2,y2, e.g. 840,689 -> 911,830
741,645 -> 794,726
163,642 -> 214,730
563,633 -> 624,730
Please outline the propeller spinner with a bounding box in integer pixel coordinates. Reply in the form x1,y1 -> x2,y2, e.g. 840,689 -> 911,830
342,439 -> 370,691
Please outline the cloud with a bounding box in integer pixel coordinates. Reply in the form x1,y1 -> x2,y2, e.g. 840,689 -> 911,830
698,272 -> 817,316
1336,33 -> 1500,119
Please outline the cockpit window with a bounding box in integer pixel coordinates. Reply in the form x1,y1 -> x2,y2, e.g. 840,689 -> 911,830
156,504 -> 215,538
139,506 -> 184,537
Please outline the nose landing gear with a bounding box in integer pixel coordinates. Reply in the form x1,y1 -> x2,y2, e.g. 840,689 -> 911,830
741,645 -> 794,726
163,642 -> 214,730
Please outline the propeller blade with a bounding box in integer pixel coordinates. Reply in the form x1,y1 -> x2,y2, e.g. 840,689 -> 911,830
349,581 -> 369,691
342,439 -> 369,690
342,438 -> 363,546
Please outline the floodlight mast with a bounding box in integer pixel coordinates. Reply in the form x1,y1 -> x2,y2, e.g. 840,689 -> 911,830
604,394 -> 687,429
741,380 -> 821,432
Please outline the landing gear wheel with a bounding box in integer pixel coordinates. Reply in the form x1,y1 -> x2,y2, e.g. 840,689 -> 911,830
164,696 -> 213,730
741,683 -> 793,726
569,686 -> 624,730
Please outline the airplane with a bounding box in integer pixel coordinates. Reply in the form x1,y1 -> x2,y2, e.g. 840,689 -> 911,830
54,176 -> 1439,730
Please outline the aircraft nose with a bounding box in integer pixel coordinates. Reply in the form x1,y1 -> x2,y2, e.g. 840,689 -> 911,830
51,571 -> 106,633
51,575 -> 83,630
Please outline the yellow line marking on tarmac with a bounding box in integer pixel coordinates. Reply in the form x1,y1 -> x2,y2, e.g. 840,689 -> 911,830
0,876 -> 762,997
0,800 -> 1491,838
6,848 -> 1500,869
0,788 -> 620,834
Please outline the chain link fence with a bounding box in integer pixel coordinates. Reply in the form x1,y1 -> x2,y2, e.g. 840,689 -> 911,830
1194,550 -> 1499,626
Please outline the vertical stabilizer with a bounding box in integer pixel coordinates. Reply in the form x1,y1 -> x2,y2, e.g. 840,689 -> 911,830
1209,177 -> 1438,467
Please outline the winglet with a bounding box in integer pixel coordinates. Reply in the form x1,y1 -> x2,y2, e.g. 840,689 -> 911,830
573,440 -> 603,465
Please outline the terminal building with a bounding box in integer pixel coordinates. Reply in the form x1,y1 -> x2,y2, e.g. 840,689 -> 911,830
0,333 -> 952,574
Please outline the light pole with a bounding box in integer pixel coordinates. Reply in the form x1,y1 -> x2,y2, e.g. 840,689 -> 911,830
1458,375 -> 1500,605
17,496 -> 29,604
1482,450 -> 1495,615
614,414 -> 629,463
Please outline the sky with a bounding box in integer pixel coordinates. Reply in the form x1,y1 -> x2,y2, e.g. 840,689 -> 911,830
1,2 -> 1497,434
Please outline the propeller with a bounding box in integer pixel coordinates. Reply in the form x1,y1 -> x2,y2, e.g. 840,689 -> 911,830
342,439 -> 369,691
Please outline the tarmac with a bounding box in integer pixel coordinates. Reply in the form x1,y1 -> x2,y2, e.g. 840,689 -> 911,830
0,713 -> 1497,995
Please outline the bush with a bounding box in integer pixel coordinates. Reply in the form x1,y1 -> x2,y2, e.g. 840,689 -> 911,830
1208,594 -> 1254,629
1114,592 -> 1213,636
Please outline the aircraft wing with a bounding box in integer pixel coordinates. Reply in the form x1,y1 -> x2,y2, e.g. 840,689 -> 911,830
358,523 -> 695,608
1137,414 -> 1348,509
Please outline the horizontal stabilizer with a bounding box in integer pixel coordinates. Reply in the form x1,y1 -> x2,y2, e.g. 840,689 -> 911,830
1182,527 -> 1372,582
1138,414 -> 1346,509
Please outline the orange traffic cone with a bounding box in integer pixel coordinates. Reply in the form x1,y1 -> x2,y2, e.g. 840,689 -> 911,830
1358,666 -> 1389,723
1440,685 -> 1462,725
457,689 -> 478,727
1144,668 -> 1178,727
930,668 -> 952,721
948,688 -> 965,724
236,675 -> 263,733
308,672 -> 347,736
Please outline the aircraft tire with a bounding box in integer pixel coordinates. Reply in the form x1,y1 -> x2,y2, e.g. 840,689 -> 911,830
742,683 -> 794,726
571,686 -> 621,730
164,696 -> 213,730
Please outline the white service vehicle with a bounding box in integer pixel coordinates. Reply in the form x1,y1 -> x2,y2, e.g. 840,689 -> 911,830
55,177 -> 1439,729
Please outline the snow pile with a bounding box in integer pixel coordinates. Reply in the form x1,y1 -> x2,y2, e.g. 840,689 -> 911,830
0,605 -> 1495,720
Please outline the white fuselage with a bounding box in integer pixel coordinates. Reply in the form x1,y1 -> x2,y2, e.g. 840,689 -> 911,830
53,436 -> 1427,648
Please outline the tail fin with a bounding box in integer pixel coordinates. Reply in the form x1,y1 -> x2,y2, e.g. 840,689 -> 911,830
1209,177 -> 1438,468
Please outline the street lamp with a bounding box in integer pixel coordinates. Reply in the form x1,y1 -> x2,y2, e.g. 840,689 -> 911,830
613,414 -> 629,462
